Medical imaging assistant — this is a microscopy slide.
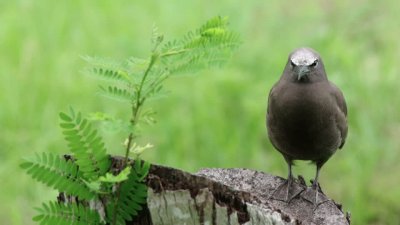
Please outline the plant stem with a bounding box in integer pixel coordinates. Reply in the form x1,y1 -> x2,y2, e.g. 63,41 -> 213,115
123,53 -> 158,165
111,52 -> 158,225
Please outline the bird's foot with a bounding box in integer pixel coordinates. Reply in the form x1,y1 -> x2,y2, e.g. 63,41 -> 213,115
302,184 -> 329,210
268,178 -> 304,203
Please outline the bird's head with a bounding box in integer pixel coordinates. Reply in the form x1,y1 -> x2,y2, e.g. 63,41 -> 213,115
286,47 -> 327,83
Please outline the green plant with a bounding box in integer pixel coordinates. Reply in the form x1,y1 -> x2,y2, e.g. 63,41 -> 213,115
21,16 -> 239,225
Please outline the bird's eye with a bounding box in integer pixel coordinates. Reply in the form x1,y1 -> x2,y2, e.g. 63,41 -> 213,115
310,60 -> 318,67
290,60 -> 296,67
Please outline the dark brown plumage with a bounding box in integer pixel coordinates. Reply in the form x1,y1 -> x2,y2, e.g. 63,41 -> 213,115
266,47 -> 348,205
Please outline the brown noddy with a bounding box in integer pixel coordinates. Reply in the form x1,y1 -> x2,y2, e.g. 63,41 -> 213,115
266,47 -> 348,206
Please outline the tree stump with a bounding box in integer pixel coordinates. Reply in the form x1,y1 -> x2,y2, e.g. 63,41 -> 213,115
130,163 -> 351,225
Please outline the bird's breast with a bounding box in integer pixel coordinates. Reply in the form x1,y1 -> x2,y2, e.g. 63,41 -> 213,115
267,83 -> 341,160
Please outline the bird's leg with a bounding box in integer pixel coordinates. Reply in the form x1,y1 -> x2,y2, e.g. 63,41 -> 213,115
269,158 -> 303,202
285,163 -> 294,201
302,163 -> 329,209
311,165 -> 321,205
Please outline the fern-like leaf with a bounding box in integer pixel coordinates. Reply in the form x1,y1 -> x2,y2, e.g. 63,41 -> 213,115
160,16 -> 240,75
106,160 -> 150,224
60,109 -> 111,181
20,153 -> 96,200
98,85 -> 136,103
85,56 -> 151,85
33,201 -> 102,225
83,56 -> 131,84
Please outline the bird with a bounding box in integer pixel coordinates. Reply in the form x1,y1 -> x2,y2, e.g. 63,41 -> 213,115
266,47 -> 348,206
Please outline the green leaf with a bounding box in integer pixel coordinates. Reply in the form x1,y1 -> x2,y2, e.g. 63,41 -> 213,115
134,160 -> 151,181
129,143 -> 153,157
59,112 -> 72,122
106,161 -> 149,223
33,201 -> 101,225
59,122 -> 76,129
20,161 -> 32,169
60,108 -> 111,181
98,85 -> 136,103
98,166 -> 131,183
160,16 -> 240,76
82,180 -> 102,193
87,112 -> 114,121
201,27 -> 226,37
21,153 -> 96,200
83,56 -> 132,84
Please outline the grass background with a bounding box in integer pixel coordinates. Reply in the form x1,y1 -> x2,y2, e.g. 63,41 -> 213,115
1,0 -> 400,224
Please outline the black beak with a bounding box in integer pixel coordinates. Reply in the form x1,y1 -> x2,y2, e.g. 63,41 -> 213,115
297,66 -> 310,80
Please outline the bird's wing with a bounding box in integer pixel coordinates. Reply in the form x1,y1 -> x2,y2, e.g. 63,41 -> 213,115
267,86 -> 274,115
267,83 -> 279,116
330,82 -> 348,149
332,84 -> 347,116
266,83 -> 284,152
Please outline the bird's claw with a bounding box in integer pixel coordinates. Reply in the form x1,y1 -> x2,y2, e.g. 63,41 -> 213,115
268,178 -> 304,203
301,185 -> 329,210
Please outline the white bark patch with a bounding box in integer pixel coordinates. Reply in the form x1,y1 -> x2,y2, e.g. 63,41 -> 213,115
147,188 -> 291,225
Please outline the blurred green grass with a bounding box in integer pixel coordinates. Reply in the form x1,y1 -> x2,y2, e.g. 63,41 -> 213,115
1,0 -> 400,224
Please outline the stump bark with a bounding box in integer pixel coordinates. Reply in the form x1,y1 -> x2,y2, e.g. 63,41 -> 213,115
129,163 -> 351,225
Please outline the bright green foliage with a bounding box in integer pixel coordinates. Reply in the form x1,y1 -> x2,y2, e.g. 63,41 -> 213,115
20,153 -> 96,200
59,108 -> 111,181
106,161 -> 150,225
32,201 -> 101,225
98,166 -> 131,183
21,16 -> 238,225
87,112 -> 132,134
83,56 -> 132,83
21,111 -> 151,224
85,16 -> 239,115
160,16 -> 240,74
98,86 -> 135,103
